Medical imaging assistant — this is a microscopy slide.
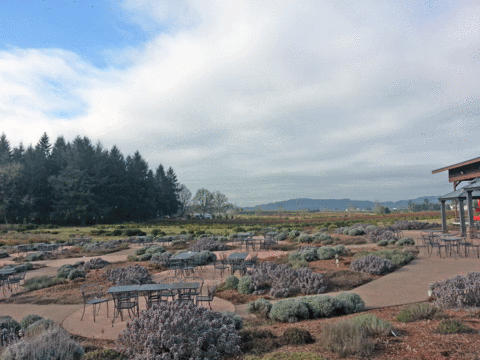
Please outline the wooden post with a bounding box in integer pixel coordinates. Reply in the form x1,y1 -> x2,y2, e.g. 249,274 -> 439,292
459,199 -> 466,236
467,191 -> 475,238
441,200 -> 447,233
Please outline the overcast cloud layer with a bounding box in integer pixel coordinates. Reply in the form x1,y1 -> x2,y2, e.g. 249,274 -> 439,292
2,0 -> 480,207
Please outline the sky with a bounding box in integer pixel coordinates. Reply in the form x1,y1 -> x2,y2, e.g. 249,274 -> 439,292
2,0 -> 480,207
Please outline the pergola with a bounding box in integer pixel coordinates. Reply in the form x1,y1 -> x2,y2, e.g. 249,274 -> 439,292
438,179 -> 480,236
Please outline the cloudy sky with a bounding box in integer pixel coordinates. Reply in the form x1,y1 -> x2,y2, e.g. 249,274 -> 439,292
1,0 -> 480,207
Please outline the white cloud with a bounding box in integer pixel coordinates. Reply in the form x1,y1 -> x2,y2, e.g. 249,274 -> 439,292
3,0 -> 480,205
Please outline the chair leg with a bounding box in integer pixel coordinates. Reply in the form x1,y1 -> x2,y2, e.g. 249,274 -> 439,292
81,303 -> 86,321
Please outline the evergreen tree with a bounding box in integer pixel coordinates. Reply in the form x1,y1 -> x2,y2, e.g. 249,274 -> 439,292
0,133 -> 12,165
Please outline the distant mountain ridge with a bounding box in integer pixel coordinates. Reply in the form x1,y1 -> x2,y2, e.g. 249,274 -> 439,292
242,196 -> 441,211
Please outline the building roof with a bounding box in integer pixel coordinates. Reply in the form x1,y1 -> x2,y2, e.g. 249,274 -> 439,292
461,177 -> 480,191
432,156 -> 480,174
438,188 -> 480,200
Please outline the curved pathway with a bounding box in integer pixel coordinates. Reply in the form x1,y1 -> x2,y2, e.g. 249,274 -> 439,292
2,230 -> 479,341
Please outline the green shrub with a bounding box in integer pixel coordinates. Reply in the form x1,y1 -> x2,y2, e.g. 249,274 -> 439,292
225,276 -> 239,289
377,240 -> 389,246
239,329 -> 280,356
238,275 -> 253,294
246,298 -> 272,318
299,295 -> 341,319
397,237 -> 415,246
19,314 -> 43,330
138,254 -> 152,261
24,251 -> 46,262
335,293 -> 365,314
127,255 -> 138,262
281,328 -> 314,346
0,316 -> 20,335
0,251 -> 9,258
83,349 -> 127,360
112,229 -> 123,236
388,239 -> 397,246
134,247 -> 147,256
317,247 -> 336,260
123,228 -> 146,237
437,319 -> 472,334
322,320 -> 371,358
67,268 -> 86,280
396,303 -> 440,322
24,275 -> 65,292
269,299 -> 310,323
23,319 -> 55,339
350,314 -> 393,337
221,311 -> 243,330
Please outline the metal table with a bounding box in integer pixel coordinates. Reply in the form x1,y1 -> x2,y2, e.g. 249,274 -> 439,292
227,252 -> 249,261
107,285 -> 141,294
441,237 -> 465,257
171,251 -> 198,261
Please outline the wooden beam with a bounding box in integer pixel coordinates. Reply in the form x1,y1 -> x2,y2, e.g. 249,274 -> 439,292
449,172 -> 480,183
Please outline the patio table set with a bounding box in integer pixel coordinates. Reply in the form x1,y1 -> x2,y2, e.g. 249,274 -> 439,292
419,230 -> 479,258
81,277 -> 219,326
0,268 -> 25,296
213,252 -> 258,277
233,233 -> 278,251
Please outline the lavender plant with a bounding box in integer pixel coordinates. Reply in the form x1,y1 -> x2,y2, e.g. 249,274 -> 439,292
188,237 -> 228,252
350,255 -> 395,275
433,272 -> 480,308
116,302 -> 241,360
149,252 -> 172,268
83,257 -> 110,271
104,265 -> 152,285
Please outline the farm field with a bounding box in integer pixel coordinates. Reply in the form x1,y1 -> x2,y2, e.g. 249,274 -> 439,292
0,213 -> 477,359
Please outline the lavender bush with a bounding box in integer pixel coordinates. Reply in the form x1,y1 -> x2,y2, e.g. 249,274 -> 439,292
366,228 -> 398,244
188,237 -> 228,252
82,257 -> 110,271
349,255 -> 395,275
104,265 -> 152,285
116,302 -> 241,360
433,272 -> 480,308
149,252 -> 172,268
391,220 -> 439,230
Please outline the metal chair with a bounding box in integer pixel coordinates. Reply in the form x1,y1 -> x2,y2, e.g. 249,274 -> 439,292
428,239 -> 447,258
80,284 -> 109,322
196,284 -> 219,307
174,287 -> 196,305
213,258 -> 229,279
244,255 -> 258,270
158,276 -> 182,301
145,290 -> 169,309
231,260 -> 247,276
111,291 -> 139,326
5,272 -> 26,292
167,259 -> 183,277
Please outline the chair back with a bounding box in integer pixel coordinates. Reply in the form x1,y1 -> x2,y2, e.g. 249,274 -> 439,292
182,276 -> 204,293
208,284 -> 219,300
80,284 -> 105,302
160,276 -> 182,284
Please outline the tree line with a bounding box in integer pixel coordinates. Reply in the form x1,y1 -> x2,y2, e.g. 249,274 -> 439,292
0,133 -> 182,225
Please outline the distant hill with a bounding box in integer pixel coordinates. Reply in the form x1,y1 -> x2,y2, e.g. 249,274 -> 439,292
242,196 -> 441,211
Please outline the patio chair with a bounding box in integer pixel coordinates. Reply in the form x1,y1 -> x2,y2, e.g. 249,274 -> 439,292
80,284 -> 109,322
111,291 -> 139,326
158,276 -> 182,300
428,239 -> 446,258
182,276 -> 204,296
213,258 -> 229,279
196,284 -> 219,307
167,259 -> 183,277
5,272 -> 26,292
244,255 -> 258,270
146,290 -> 169,309
460,238 -> 480,258
231,260 -> 247,276
174,287 -> 196,305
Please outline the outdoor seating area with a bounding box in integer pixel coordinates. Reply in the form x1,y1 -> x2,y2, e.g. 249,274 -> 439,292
419,230 -> 480,258
0,268 -> 25,295
104,277 -> 216,326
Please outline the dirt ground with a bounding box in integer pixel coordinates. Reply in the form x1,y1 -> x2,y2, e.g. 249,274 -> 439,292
241,304 -> 480,360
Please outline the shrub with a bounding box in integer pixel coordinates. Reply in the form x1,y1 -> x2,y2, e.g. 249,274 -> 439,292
192,250 -> 217,265
335,293 -> 365,314
289,230 -> 300,238
350,255 -> 395,275
24,276 -> 64,292
104,265 -> 152,285
189,237 -> 228,252
397,237 -> 415,246
437,319 -> 472,334
299,295 -> 341,319
112,229 -> 123,236
82,240 -> 126,253
322,320 -> 371,358
377,240 -> 389,246
123,228 -> 146,237
116,302 -> 241,359
301,248 -> 318,262
24,251 -> 47,262
225,276 -> 239,289
83,349 -> 127,360
126,255 -> 138,262
0,316 -> 20,336
2,326 -> 84,360
350,314 -> 393,336
433,272 -> 480,308
246,298 -> 272,318
388,239 -> 397,245
0,251 -> 9,258
316,247 -> 336,260
392,220 -> 439,230
396,303 -> 439,322
149,252 -> 172,268
222,311 -> 243,330
239,329 -> 279,356
269,299 -> 310,323
67,268 -> 86,280
83,257 -> 110,271
134,247 -> 147,256
298,233 -> 313,243
366,228 -> 397,243
19,314 -> 43,329
348,228 -> 364,236
248,262 -> 328,298
57,263 -> 84,279
138,253 -> 151,261
281,328 -> 314,346
238,275 -> 253,294
23,319 -> 56,339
